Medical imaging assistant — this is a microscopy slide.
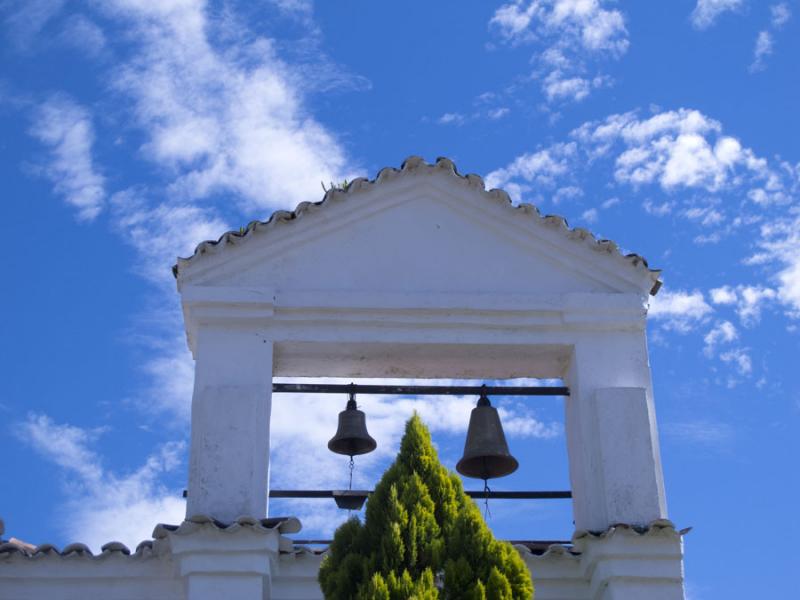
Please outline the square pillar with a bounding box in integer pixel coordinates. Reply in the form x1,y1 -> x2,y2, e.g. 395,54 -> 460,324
565,334 -> 668,531
164,520 -> 281,600
575,523 -> 686,600
187,326 -> 274,521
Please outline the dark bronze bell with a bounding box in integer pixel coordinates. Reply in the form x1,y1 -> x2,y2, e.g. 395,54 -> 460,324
456,393 -> 518,480
328,397 -> 377,457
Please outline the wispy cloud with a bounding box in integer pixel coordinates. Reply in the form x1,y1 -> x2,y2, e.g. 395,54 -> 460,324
18,0 -> 367,545
720,347 -> 753,375
690,0 -> 744,30
2,0 -> 67,51
703,320 -> 738,356
29,95 -> 105,221
708,285 -> 778,326
748,209 -> 800,317
438,112 -> 466,126
58,14 -> 106,57
16,414 -> 185,551
101,0 -> 355,214
485,142 -> 577,202
486,105 -> 799,378
771,2 -> 792,27
649,289 -> 713,333
750,3 -> 791,72
490,107 -> 794,242
489,0 -> 628,104
750,30 -> 773,72
662,420 -> 735,446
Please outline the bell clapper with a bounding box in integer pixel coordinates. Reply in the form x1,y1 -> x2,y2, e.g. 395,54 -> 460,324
348,455 -> 355,492
483,478 -> 492,519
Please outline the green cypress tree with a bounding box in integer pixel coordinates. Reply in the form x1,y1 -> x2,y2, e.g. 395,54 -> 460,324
319,414 -> 534,599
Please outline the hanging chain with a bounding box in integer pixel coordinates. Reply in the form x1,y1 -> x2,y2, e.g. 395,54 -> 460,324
483,479 -> 492,519
348,456 -> 355,491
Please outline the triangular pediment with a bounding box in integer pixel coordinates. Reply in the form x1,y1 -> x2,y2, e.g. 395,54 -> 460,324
175,157 -> 660,297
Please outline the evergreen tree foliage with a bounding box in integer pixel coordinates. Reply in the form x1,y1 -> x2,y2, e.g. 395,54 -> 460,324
318,414 -> 534,599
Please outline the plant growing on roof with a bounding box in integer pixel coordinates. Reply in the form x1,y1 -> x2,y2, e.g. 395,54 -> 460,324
318,414 -> 534,599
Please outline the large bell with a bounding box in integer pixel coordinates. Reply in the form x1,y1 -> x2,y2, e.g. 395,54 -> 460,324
456,393 -> 518,480
328,397 -> 377,457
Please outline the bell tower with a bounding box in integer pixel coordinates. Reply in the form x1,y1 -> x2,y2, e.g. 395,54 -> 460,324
174,156 -> 686,599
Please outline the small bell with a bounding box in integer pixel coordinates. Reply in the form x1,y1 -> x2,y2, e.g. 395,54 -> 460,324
328,395 -> 377,457
456,391 -> 518,480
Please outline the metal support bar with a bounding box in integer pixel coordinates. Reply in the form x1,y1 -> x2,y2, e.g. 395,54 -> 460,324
289,539 -> 573,549
269,490 -> 571,499
272,383 -> 569,396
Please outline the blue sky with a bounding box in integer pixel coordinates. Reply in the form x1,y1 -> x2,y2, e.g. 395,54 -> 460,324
1,1 -> 798,597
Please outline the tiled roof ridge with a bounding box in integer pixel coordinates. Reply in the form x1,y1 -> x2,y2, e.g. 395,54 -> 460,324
0,515 -> 300,561
574,518 -> 691,542
172,156 -> 662,295
0,538 -> 157,560
514,519 -> 691,560
513,542 -> 579,560
152,514 -> 302,538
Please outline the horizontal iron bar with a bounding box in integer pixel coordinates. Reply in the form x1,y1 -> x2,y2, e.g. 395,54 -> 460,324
270,490 -> 571,499
290,539 -> 572,547
272,383 -> 569,396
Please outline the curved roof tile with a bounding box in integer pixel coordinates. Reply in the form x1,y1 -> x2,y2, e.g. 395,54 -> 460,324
173,156 -> 662,295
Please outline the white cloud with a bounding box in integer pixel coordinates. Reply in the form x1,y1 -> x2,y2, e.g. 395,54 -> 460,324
29,95 -> 105,221
16,1 -> 367,546
489,1 -> 539,43
100,0 -> 354,214
438,112 -> 466,125
737,285 -> 777,324
703,320 -> 738,356
771,3 -> 791,28
643,199 -> 673,216
110,188 -> 229,282
58,14 -> 106,56
490,1 -> 628,103
17,414 -> 186,551
648,289 -> 713,333
572,109 -> 780,200
485,142 -> 576,199
750,213 -> 800,316
710,285 -> 738,305
601,196 -> 620,209
708,284 -> 777,325
2,0 -> 67,50
543,72 -> 591,102
487,105 -> 798,342
139,339 -> 196,421
581,208 -> 598,223
553,185 -> 582,202
750,4 -> 791,72
662,420 -> 734,445
684,206 -> 724,227
750,30 -> 773,72
488,107 -> 510,120
690,0 -> 744,30
720,347 -> 753,375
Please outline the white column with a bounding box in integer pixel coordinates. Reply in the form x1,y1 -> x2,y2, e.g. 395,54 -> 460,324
186,325 -> 273,521
166,524 -> 280,600
565,331 -> 667,531
577,527 -> 686,600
